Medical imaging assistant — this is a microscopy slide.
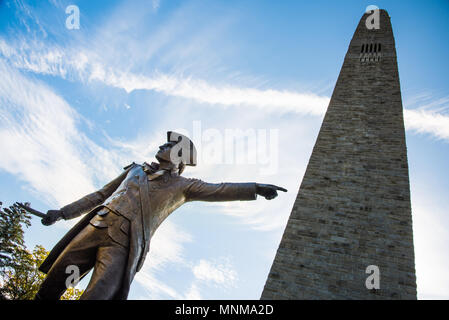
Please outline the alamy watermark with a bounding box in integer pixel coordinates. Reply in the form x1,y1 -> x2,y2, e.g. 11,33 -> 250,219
66,5 -> 80,30
365,265 -> 380,290
168,121 -> 279,175
65,264 -> 80,288
365,5 -> 380,30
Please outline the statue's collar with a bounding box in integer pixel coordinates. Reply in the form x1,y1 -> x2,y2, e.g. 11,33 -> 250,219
143,161 -> 178,176
142,162 -> 159,173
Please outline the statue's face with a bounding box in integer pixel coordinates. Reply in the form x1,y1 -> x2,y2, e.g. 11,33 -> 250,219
155,141 -> 177,163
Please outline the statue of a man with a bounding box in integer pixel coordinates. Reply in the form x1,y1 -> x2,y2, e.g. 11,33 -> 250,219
34,131 -> 287,300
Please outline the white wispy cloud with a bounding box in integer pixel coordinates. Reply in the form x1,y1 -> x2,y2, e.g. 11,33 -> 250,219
2,38 -> 449,143
192,258 -> 238,287
184,283 -> 202,300
0,38 -> 329,116
404,107 -> 449,141
134,220 -> 194,299
0,59 -> 95,206
134,222 -> 240,300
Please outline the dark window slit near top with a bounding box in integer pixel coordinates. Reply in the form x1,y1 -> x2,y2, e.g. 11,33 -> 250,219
361,43 -> 382,54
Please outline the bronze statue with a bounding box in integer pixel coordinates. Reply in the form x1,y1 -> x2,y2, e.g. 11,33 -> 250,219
20,131 -> 286,300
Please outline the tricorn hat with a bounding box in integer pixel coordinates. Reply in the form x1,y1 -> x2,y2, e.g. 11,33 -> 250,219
167,131 -> 197,166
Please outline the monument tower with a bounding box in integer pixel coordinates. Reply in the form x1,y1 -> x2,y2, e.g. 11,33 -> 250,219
262,9 -> 417,299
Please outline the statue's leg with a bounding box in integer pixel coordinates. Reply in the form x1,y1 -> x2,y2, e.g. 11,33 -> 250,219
79,239 -> 128,300
35,224 -> 103,300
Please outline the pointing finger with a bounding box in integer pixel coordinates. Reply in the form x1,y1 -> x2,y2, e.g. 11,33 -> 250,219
275,186 -> 288,192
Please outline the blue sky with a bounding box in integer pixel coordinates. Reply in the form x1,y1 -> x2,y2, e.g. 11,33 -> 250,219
0,0 -> 448,299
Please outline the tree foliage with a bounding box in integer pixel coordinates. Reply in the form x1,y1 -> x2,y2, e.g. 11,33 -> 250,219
0,202 -> 31,272
0,202 -> 83,300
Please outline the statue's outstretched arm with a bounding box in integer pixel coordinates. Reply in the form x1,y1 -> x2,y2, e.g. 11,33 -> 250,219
184,179 -> 287,202
42,167 -> 131,225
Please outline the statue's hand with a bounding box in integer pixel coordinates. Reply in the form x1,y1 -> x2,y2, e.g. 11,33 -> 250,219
256,184 -> 287,200
42,210 -> 63,226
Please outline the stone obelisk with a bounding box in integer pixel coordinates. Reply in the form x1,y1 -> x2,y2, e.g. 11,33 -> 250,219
262,9 -> 417,299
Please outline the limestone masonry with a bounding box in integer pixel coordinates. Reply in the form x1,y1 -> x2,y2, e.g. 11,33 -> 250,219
262,9 -> 417,299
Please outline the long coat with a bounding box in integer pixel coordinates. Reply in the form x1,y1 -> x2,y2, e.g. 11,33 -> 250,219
39,163 -> 257,299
